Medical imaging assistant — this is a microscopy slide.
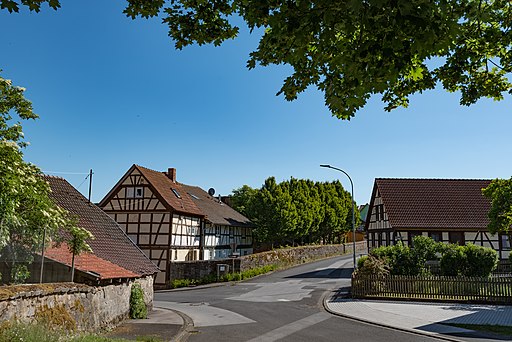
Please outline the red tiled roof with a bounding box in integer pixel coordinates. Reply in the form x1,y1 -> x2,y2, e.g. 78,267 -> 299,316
374,178 -> 492,229
44,176 -> 160,278
45,243 -> 138,279
134,165 -> 203,217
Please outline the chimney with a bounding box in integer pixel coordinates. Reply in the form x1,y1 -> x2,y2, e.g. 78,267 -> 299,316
167,168 -> 176,183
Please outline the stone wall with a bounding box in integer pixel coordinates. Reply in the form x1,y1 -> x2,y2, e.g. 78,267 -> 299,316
169,259 -> 237,284
0,276 -> 153,332
240,241 -> 367,270
169,241 -> 367,284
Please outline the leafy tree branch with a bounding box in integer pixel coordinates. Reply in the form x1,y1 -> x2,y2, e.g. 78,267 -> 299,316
3,0 -> 511,119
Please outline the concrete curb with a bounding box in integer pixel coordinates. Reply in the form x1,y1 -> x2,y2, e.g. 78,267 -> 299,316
165,307 -> 195,342
322,292 -> 466,342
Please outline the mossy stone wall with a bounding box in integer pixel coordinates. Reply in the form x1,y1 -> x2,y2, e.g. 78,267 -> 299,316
0,276 -> 153,332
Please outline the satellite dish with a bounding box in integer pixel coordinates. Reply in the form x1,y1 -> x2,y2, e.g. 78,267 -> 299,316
208,188 -> 215,196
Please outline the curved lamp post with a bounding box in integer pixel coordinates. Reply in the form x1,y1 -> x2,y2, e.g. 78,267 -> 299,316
320,164 -> 357,270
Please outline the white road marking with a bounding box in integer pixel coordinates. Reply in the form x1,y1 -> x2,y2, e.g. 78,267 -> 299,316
227,280 -> 314,303
246,312 -> 331,342
154,301 -> 255,327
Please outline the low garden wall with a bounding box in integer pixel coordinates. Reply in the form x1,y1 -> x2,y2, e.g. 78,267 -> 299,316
0,276 -> 153,332
169,241 -> 367,284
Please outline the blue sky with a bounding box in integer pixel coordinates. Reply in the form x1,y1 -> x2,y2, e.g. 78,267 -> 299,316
1,1 -> 511,205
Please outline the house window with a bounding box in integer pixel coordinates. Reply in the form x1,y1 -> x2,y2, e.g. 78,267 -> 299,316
135,187 -> 143,198
377,233 -> 382,246
189,193 -> 200,200
500,234 -> 511,250
386,232 -> 391,245
126,187 -> 134,198
374,204 -> 385,221
429,232 -> 442,242
171,188 -> 181,198
449,232 -> 465,245
126,187 -> 143,198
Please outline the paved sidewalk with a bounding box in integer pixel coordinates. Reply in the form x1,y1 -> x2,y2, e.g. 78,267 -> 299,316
325,295 -> 512,341
105,307 -> 185,341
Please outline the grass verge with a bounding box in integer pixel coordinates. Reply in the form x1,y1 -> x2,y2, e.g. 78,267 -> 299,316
170,264 -> 278,289
0,322 -> 162,342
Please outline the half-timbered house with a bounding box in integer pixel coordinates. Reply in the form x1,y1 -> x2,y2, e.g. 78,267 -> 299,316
180,184 -> 254,259
99,165 -> 254,287
99,165 -> 204,286
365,178 -> 511,260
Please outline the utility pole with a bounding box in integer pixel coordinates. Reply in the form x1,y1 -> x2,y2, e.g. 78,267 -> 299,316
39,227 -> 46,283
88,169 -> 93,202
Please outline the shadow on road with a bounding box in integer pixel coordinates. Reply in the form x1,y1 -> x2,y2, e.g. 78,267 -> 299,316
285,267 -> 353,279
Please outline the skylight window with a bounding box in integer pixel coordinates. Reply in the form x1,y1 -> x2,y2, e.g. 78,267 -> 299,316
189,193 -> 200,200
171,188 -> 181,198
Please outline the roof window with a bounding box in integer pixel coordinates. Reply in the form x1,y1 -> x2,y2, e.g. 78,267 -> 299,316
171,188 -> 181,199
189,193 -> 200,200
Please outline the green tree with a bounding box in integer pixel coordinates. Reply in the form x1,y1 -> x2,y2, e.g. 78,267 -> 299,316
67,225 -> 94,282
231,185 -> 258,219
482,178 -> 512,235
0,74 -> 83,283
232,177 -> 356,248
4,0 -> 511,119
316,181 -> 359,244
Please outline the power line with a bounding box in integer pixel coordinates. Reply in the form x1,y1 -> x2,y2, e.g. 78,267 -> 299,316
42,171 -> 90,175
76,174 -> 90,190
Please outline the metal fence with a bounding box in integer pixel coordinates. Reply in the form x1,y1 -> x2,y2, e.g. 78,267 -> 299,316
352,274 -> 512,304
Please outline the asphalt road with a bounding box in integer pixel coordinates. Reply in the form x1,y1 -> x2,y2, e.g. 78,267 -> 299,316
155,255 -> 446,342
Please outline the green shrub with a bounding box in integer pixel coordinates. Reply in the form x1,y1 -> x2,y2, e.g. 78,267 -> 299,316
440,244 -> 467,276
371,242 -> 419,275
411,236 -> 443,262
355,255 -> 390,278
463,243 -> 498,277
357,255 -> 369,269
129,283 -> 147,319
11,264 -> 30,284
170,279 -> 192,288
440,243 -> 498,277
169,264 -> 278,289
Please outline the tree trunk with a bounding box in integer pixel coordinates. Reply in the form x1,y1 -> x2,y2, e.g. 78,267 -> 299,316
71,253 -> 75,282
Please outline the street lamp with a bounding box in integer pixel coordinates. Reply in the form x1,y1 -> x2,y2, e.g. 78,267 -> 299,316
320,164 -> 357,271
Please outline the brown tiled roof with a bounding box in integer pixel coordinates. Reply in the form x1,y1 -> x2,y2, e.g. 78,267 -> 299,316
44,176 -> 160,278
44,243 -> 139,280
374,178 -> 492,229
134,165 -> 203,217
180,184 -> 254,228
